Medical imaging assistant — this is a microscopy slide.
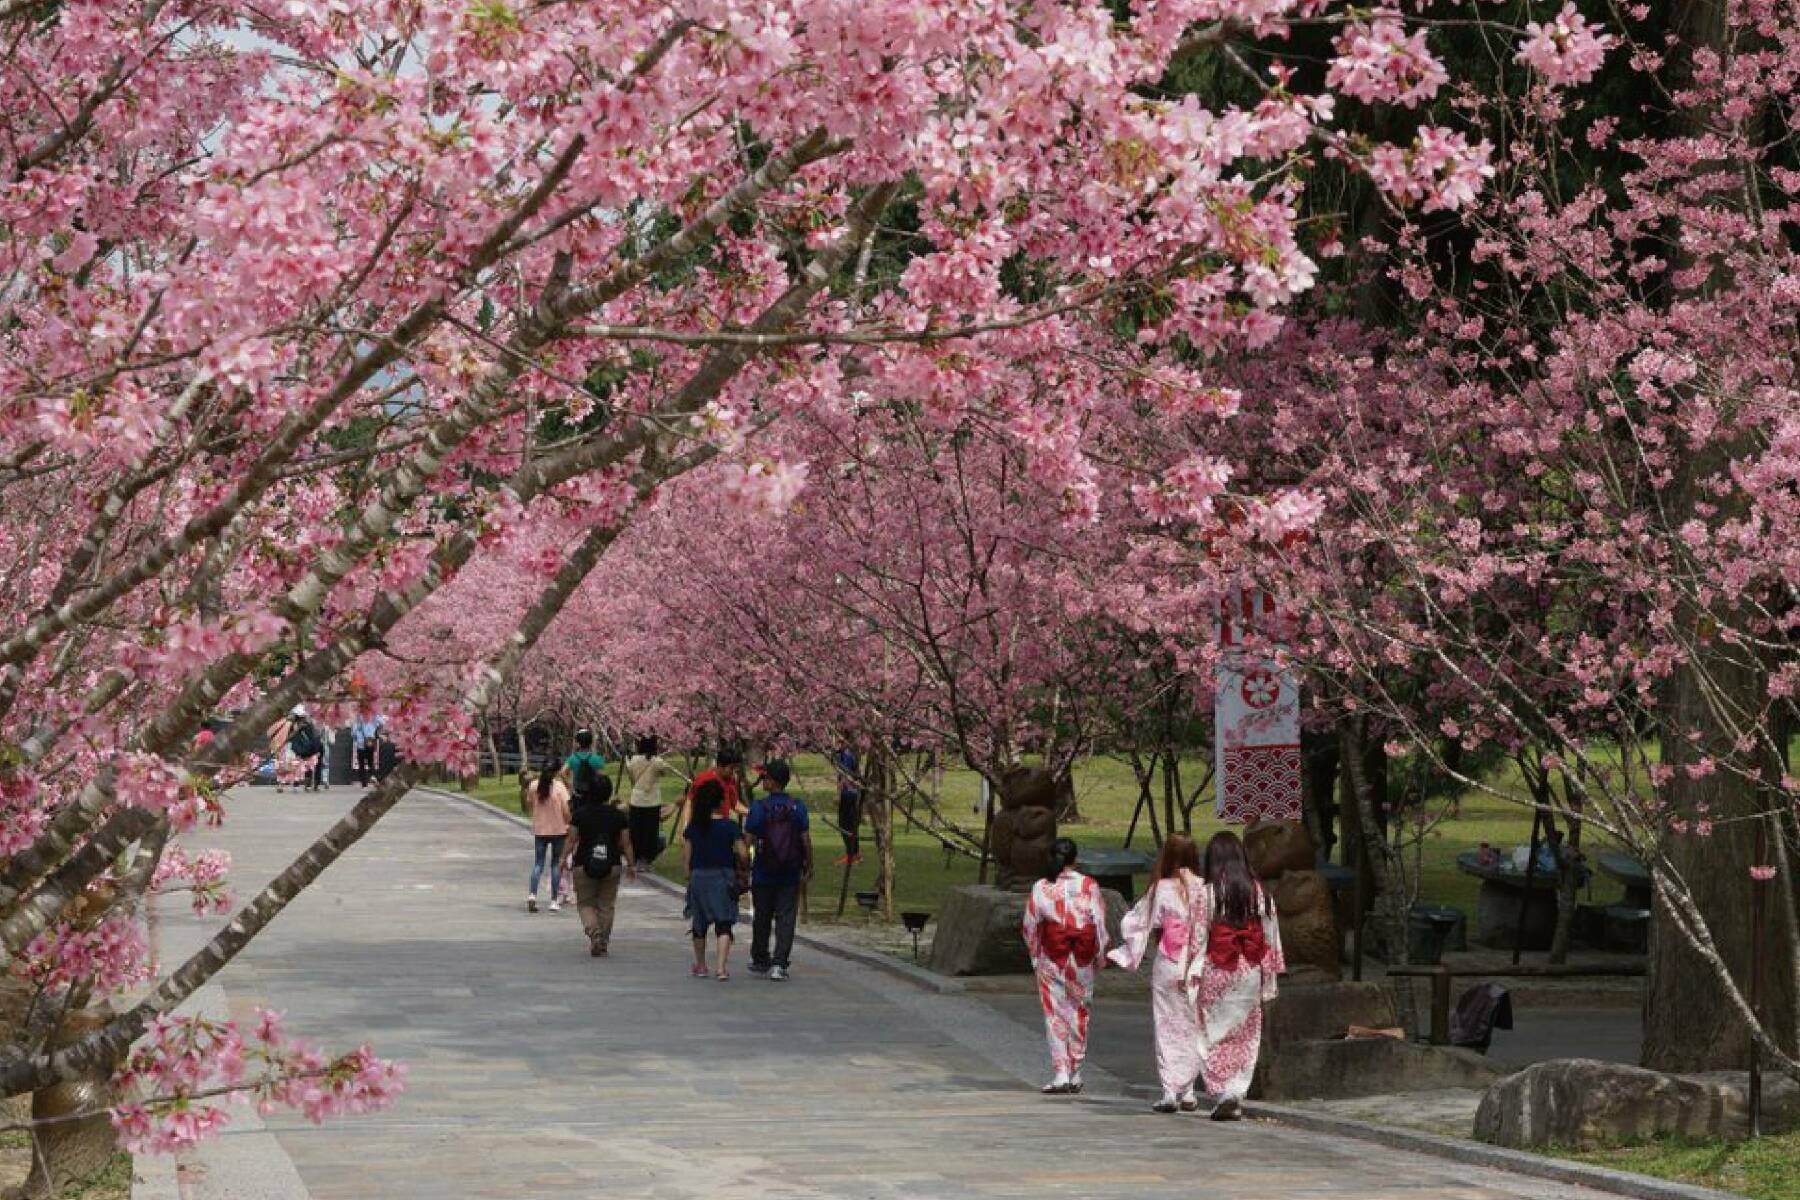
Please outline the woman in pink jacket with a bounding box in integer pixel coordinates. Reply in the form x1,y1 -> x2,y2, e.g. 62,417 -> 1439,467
524,768 -> 572,913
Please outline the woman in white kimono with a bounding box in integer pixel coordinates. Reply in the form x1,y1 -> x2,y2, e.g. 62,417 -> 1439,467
1193,831 -> 1285,1120
1022,838 -> 1109,1095
1107,834 -> 1207,1112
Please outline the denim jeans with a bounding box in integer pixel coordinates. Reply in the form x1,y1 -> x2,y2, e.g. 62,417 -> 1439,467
750,882 -> 800,969
529,835 -> 565,897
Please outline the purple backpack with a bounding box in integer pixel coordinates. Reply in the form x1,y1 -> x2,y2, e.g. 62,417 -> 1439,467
758,797 -> 805,875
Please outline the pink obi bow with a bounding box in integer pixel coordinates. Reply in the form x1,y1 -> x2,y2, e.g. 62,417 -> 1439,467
1206,920 -> 1268,970
1157,919 -> 1190,961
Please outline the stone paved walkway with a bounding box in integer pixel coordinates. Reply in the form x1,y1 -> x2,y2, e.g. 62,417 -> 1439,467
151,788 -> 1624,1200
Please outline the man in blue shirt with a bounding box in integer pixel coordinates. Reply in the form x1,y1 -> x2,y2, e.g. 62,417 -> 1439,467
350,714 -> 384,787
744,759 -> 812,981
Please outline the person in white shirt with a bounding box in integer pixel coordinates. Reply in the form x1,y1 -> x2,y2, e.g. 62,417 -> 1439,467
622,736 -> 676,865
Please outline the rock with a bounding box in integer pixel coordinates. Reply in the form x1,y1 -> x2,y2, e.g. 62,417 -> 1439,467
1254,1037 -> 1503,1101
1246,820 -> 1314,879
990,768 -> 1066,893
1270,870 -> 1339,980
1263,981 -> 1396,1048
1472,1058 -> 1790,1149
926,883 -> 1125,976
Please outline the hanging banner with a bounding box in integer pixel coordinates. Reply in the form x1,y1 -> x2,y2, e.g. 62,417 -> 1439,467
1214,588 -> 1302,824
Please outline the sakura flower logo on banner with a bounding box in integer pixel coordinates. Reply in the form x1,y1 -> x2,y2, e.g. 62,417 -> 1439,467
1240,666 -> 1280,709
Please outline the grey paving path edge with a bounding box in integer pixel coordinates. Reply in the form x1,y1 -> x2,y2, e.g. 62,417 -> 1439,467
418,786 -> 1742,1200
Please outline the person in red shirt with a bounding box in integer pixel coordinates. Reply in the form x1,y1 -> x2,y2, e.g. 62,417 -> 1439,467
686,747 -> 745,821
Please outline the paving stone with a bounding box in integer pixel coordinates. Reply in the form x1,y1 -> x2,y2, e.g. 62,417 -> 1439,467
148,788 -> 1625,1200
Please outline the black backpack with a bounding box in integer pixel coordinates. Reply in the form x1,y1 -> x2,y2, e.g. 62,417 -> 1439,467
289,720 -> 322,759
582,822 -> 617,880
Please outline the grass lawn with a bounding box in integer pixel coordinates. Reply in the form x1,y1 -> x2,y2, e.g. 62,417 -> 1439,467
455,749 -> 1625,925
1566,1132 -> 1800,1200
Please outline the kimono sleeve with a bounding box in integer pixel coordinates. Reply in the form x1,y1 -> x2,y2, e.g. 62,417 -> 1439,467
1181,878 -> 1215,992
1260,885 -> 1285,1002
1021,882 -> 1045,961
1106,885 -> 1155,972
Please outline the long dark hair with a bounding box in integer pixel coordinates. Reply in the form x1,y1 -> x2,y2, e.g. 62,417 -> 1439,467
1153,833 -> 1200,882
535,767 -> 556,803
688,779 -> 725,834
636,735 -> 658,756
1202,831 -> 1266,927
1044,837 -> 1078,881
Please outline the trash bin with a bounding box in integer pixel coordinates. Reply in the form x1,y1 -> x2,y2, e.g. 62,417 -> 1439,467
1407,903 -> 1464,964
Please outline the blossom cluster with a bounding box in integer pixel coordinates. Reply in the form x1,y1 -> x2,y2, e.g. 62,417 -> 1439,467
20,914 -> 149,994
111,1011 -> 405,1155
150,845 -> 234,915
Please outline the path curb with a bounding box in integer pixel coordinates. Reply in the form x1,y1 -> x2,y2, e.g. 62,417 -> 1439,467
420,787 -> 965,994
419,787 -> 1736,1200
1238,1101 -> 1746,1200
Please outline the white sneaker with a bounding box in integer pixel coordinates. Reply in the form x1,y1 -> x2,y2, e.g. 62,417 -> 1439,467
768,965 -> 788,982
549,900 -> 562,912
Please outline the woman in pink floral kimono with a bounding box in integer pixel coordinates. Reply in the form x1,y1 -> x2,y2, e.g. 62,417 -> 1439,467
1193,831 -> 1284,1120
1107,834 -> 1208,1112
1022,839 -> 1109,1095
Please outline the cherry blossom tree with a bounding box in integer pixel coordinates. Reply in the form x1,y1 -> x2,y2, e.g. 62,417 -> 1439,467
1120,1 -> 1800,1077
3,0 -> 1488,1181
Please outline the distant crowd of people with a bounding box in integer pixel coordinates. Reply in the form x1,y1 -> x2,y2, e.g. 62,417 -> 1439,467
265,707 -> 389,792
1024,831 -> 1284,1117
519,734 -> 820,981
514,732 -> 1283,1108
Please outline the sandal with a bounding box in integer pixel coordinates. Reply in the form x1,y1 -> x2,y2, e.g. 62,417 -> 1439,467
1210,1098 -> 1243,1121
715,969 -> 730,981
689,963 -> 708,978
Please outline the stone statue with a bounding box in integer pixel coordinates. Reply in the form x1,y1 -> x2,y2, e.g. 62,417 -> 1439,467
989,766 -> 1066,893
1245,819 -> 1341,980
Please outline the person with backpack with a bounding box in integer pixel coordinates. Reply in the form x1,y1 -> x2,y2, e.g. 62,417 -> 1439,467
287,707 -> 326,793
561,775 -> 634,957
524,766 -> 573,914
564,728 -> 606,788
1022,838 -> 1109,1096
1108,833 -> 1207,1112
743,759 -> 812,981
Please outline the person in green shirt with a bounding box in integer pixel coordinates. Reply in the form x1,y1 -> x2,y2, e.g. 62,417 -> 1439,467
564,729 -> 607,796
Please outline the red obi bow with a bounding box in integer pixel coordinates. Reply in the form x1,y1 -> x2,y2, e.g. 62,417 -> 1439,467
1041,921 -> 1100,968
1206,920 -> 1268,970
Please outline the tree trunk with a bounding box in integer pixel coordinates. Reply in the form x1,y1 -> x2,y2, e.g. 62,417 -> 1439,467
1342,718 -> 1417,1034
1641,0 -> 1800,1074
1302,729 -> 1340,862
1161,752 -> 1179,846
1645,635 -> 1797,1069
485,723 -> 502,778
872,750 -> 896,919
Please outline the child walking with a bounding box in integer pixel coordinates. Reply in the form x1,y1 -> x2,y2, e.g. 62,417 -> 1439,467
1021,838 -> 1108,1095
